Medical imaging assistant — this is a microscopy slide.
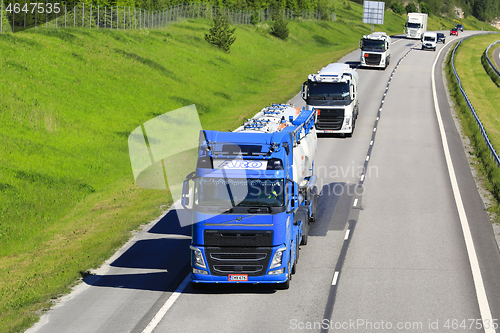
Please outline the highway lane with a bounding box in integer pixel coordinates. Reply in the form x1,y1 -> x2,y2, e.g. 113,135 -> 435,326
27,32 -> 500,333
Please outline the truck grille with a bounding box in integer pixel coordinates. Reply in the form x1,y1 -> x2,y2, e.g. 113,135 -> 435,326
316,109 -> 344,130
204,230 -> 273,247
365,53 -> 382,65
206,247 -> 272,276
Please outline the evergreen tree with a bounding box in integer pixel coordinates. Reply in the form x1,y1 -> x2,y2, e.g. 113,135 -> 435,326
270,16 -> 289,40
205,15 -> 237,52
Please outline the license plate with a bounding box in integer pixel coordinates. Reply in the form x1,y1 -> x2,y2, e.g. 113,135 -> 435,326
323,130 -> 335,133
228,274 -> 248,281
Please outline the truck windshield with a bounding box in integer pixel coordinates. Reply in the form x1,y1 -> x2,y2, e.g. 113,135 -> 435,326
308,82 -> 350,101
194,178 -> 284,208
407,22 -> 421,29
362,39 -> 386,51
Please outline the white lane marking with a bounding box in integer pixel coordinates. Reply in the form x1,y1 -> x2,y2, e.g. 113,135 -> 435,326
366,156 -> 370,161
360,174 -> 365,182
332,271 -> 339,285
431,42 -> 496,333
373,128 -> 377,132
370,140 -> 374,146
353,198 -> 358,207
142,274 -> 191,333
344,229 -> 350,240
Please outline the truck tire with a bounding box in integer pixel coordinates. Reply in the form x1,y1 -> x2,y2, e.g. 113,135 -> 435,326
345,118 -> 355,138
296,208 -> 309,245
310,188 -> 318,222
277,261 -> 291,289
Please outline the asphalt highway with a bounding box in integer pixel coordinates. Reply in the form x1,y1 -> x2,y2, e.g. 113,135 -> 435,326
27,31 -> 500,333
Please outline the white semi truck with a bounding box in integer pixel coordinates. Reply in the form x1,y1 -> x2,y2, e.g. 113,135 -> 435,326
302,63 -> 359,137
406,13 -> 428,39
359,32 -> 391,69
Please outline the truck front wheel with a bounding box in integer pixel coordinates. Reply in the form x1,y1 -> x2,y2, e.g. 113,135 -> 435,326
277,261 -> 292,290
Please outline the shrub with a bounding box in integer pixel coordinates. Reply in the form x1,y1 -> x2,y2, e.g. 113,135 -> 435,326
390,1 -> 406,15
270,17 -> 290,40
251,11 -> 260,25
405,2 -> 418,13
420,2 -> 431,15
204,15 -> 236,52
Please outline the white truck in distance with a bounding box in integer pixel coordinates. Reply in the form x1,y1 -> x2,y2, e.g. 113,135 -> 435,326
406,13 -> 428,39
359,32 -> 391,69
302,63 -> 359,137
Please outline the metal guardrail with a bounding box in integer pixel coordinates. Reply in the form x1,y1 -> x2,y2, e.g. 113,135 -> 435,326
485,40 -> 500,78
451,35 -> 500,167
0,1 -> 335,33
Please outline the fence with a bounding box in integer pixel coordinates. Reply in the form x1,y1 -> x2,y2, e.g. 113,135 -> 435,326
451,35 -> 500,167
484,40 -> 500,78
0,1 -> 335,33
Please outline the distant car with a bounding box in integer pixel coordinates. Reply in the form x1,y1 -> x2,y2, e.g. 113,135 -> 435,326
456,24 -> 464,32
450,28 -> 458,36
437,33 -> 446,43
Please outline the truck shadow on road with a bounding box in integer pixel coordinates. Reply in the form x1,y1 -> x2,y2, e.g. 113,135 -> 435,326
83,210 -> 192,292
310,182 -> 357,236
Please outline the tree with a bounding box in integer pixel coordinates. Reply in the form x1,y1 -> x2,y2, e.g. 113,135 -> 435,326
405,2 -> 418,13
420,2 -> 431,14
270,17 -> 289,40
390,1 -> 406,14
205,15 -> 236,52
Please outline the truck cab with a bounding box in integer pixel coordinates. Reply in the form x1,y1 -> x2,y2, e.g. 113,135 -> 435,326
360,32 -> 391,69
302,63 -> 359,137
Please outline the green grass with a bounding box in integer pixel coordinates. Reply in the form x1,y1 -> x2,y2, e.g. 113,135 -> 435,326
0,1 -> 497,331
446,33 -> 500,219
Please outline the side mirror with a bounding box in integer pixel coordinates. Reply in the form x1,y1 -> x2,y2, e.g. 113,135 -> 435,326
301,82 -> 308,101
282,142 -> 290,155
286,178 -> 297,213
359,39 -> 362,48
181,172 -> 195,211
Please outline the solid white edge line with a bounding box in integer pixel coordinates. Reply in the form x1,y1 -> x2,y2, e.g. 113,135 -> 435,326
332,271 -> 339,286
344,229 -> 350,240
432,41 -> 495,333
142,273 -> 191,333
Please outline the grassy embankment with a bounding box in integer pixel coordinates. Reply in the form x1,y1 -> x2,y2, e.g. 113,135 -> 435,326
0,0 -> 496,331
445,33 -> 500,218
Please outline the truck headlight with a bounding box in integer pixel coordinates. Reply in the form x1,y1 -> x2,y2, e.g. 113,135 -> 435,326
190,246 -> 207,269
268,268 -> 285,275
269,246 -> 286,269
193,268 -> 209,275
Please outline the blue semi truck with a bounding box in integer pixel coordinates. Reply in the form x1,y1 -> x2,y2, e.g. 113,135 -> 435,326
181,104 -> 318,289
